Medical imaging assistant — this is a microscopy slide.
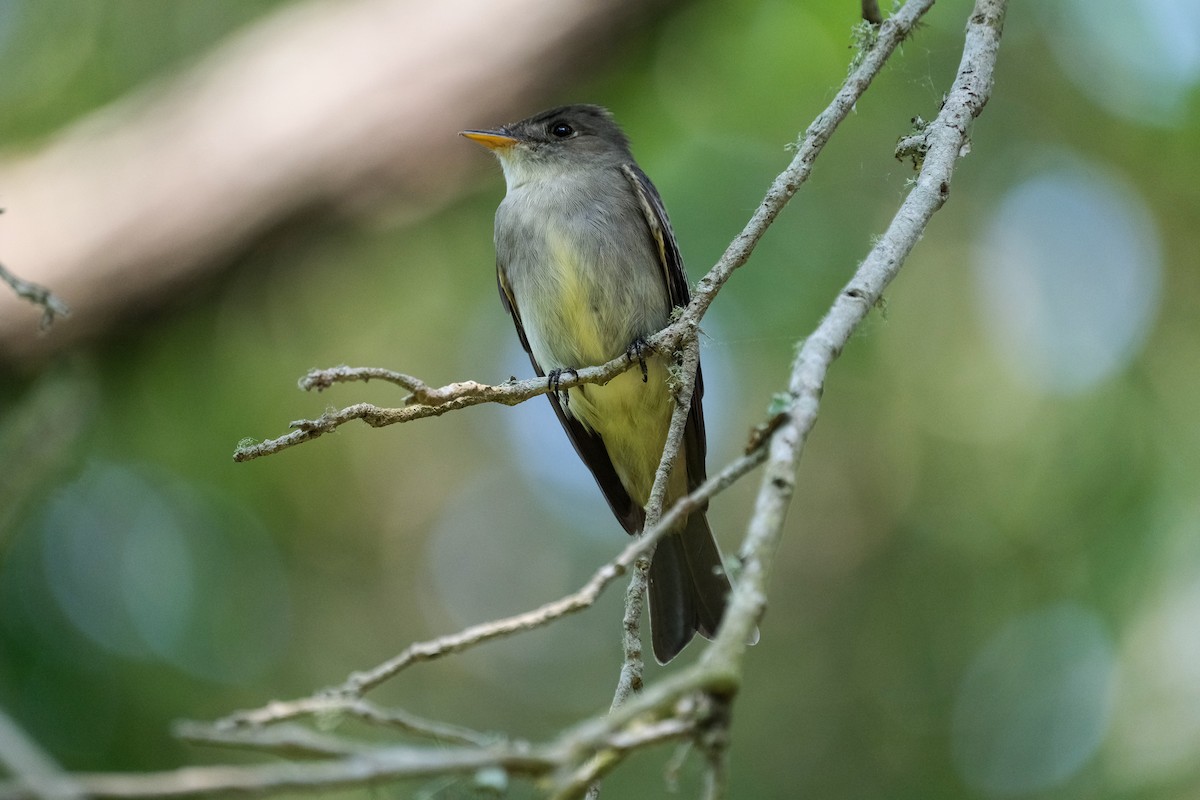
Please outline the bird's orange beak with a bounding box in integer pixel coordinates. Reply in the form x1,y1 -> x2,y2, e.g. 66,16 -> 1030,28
460,130 -> 519,151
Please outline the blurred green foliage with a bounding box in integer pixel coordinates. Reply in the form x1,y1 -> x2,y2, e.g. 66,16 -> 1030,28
2,0 -> 1199,798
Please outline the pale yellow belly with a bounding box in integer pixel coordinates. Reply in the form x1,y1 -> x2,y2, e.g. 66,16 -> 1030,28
566,357 -> 683,506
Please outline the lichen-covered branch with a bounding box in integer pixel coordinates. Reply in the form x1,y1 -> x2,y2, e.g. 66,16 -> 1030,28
699,0 -> 1009,675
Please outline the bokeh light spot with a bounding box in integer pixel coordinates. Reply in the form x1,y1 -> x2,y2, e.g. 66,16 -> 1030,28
35,461 -> 290,683
972,161 -> 1162,395
952,602 -> 1117,796
1109,554 -> 1200,788
420,475 -> 621,704
120,490 -> 196,657
1039,0 -> 1200,126
40,463 -> 170,660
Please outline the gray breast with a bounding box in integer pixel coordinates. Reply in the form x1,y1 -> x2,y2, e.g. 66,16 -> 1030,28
496,168 -> 669,369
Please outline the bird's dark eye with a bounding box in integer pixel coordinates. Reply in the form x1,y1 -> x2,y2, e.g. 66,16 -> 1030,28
549,122 -> 574,138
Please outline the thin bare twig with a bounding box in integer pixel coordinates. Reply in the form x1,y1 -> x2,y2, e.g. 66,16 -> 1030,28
204,446 -> 767,733
549,719 -> 695,800
178,697 -> 496,749
234,354 -> 647,462
0,260 -> 70,332
679,0 -> 933,327
171,722 -> 365,759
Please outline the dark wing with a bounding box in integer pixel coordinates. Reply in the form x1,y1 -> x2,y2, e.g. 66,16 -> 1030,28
620,164 -> 690,309
621,163 -> 709,493
496,268 -> 645,534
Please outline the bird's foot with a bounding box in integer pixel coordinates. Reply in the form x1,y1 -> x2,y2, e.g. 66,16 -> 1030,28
547,367 -> 579,406
626,337 -> 650,383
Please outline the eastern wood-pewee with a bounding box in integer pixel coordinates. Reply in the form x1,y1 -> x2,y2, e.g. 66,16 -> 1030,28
463,105 -> 736,664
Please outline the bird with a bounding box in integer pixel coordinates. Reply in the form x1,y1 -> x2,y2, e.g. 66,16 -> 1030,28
462,104 -> 735,663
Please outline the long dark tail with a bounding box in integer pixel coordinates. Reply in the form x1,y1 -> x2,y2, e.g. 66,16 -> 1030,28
647,511 -> 732,664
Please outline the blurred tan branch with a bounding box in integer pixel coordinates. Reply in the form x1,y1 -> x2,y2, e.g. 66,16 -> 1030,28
0,0 -> 1011,796
0,0 -> 673,361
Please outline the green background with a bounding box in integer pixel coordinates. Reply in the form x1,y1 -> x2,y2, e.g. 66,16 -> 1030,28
2,0 -> 1198,797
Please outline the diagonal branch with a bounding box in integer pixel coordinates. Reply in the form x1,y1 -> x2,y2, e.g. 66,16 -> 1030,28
702,0 -> 1009,671
679,0 -> 933,326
